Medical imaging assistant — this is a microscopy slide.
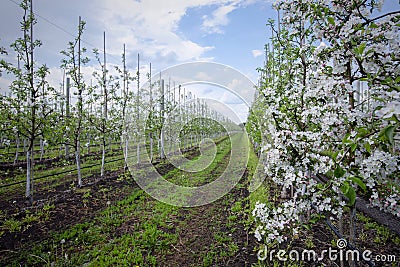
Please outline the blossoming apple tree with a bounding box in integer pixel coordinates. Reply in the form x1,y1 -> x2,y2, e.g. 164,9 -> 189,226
250,0 -> 399,248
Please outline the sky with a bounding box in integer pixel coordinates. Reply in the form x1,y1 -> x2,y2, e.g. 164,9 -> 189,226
0,0 -> 278,123
1,0 -> 399,123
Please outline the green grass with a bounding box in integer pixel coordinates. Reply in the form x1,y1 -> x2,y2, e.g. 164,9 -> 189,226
165,136 -> 232,186
247,139 -> 269,213
357,213 -> 400,246
17,188 -> 178,266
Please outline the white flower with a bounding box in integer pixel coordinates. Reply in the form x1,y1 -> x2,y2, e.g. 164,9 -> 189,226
375,101 -> 400,119
276,235 -> 285,243
315,41 -> 327,53
254,228 -> 262,241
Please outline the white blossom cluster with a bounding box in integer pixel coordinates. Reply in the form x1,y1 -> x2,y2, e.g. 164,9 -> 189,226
370,188 -> 400,217
1,139 -> 11,146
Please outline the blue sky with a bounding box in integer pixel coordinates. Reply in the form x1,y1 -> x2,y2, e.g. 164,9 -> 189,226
1,0 -> 398,123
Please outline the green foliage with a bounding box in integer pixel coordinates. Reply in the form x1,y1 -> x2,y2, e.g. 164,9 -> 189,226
2,217 -> 23,232
358,214 -> 400,245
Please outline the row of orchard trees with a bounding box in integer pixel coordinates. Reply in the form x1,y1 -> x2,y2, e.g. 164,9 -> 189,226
0,0 -> 234,203
249,0 -> 399,256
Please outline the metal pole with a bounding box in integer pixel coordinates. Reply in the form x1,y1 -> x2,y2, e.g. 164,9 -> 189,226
160,79 -> 165,159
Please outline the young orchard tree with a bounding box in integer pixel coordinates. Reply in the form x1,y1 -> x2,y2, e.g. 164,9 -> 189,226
129,54 -> 151,164
114,44 -> 135,169
0,45 -> 20,164
0,73 -> 17,163
0,0 -> 55,203
145,63 -> 158,162
135,54 -> 142,163
146,76 -> 165,160
91,47 -> 107,178
89,34 -> 120,178
60,17 -> 89,187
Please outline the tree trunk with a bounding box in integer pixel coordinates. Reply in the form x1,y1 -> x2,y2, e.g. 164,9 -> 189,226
23,138 -> 27,154
26,150 -> 31,199
348,206 -> 357,267
65,140 -> 70,159
100,138 -> 106,178
76,140 -> 82,187
14,137 -> 20,164
136,142 -> 140,164
160,130 -> 165,160
157,137 -> 160,158
149,132 -> 153,162
25,149 -> 33,204
124,137 -> 129,169
39,138 -> 44,161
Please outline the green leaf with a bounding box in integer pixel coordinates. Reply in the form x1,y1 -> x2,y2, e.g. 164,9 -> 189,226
356,127 -> 369,138
357,43 -> 367,55
369,22 -> 378,28
342,133 -> 352,144
340,182 -> 349,194
321,150 -> 340,161
345,187 -> 356,207
334,166 -> 345,178
366,49 -> 374,56
350,177 -> 366,191
343,138 -> 353,144
384,125 -> 395,145
332,151 -> 339,161
327,17 -> 335,26
364,142 -> 371,153
379,125 -> 396,145
350,143 -> 357,152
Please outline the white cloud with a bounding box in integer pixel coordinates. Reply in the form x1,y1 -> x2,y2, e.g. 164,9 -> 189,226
227,78 -> 244,91
201,3 -> 237,34
195,71 -> 213,81
252,49 -> 263,58
94,0 -> 222,63
200,0 -> 266,35
93,0 -> 262,62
